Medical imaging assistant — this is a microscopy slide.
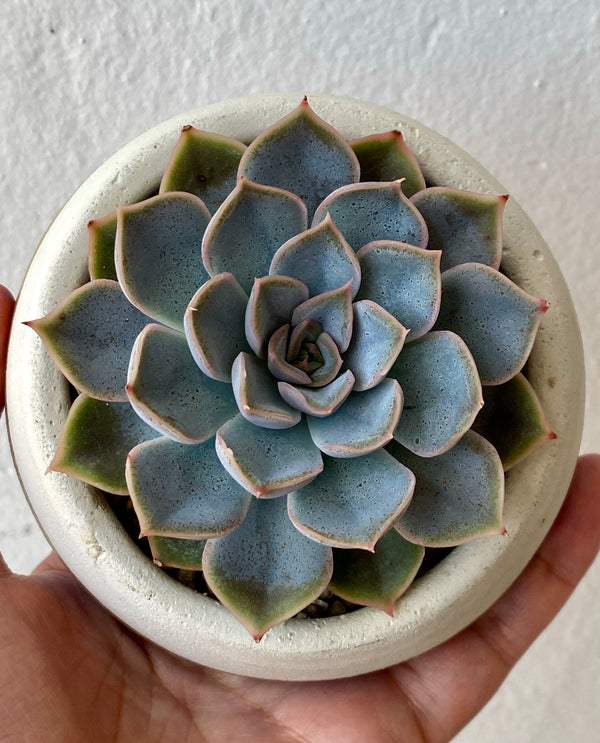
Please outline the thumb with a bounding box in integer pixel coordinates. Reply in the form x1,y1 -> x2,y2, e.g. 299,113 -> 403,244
0,285 -> 15,413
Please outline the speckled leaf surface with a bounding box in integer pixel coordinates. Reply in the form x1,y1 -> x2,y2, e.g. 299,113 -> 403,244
411,188 -> 506,271
391,331 -> 483,457
159,126 -> 246,214
215,415 -> 323,498
357,241 -> 441,340
148,535 -> 206,570
329,529 -> 425,613
270,215 -> 361,298
435,263 -> 547,385
203,496 -> 333,640
312,182 -> 428,251
238,98 -> 359,219
278,370 -> 355,417
184,272 -> 250,382
231,352 -> 301,429
350,130 -> 426,199
27,280 -> 148,402
245,275 -> 309,358
472,372 -> 556,470
291,281 -> 353,353
48,394 -> 157,495
288,449 -> 415,550
390,431 -> 504,547
307,378 -> 403,457
343,300 -> 408,391
202,178 -> 307,293
116,192 -> 211,331
126,436 -> 251,538
88,211 -> 118,280
127,324 -> 238,444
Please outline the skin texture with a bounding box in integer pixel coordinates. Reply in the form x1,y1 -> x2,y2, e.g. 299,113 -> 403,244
0,286 -> 598,743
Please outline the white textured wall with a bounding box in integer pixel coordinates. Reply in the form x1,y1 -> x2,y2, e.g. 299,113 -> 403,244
0,1 -> 598,740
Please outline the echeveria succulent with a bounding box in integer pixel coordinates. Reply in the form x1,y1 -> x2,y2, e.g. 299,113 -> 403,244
28,98 -> 554,640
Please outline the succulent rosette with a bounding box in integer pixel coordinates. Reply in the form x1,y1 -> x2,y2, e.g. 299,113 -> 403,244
28,99 -> 554,639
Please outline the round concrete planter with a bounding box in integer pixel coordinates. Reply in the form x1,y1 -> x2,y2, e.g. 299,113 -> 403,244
6,93 -> 584,680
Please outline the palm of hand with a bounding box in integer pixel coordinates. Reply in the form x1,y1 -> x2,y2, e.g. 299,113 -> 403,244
1,451 -> 599,743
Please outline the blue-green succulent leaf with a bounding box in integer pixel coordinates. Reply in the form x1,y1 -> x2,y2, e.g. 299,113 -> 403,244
202,177 -> 308,294
356,241 -> 441,340
472,372 -> 556,470
307,379 -> 403,458
291,281 -> 353,353
116,193 -> 211,331
390,431 -> 504,546
47,394 -> 157,495
270,214 -> 361,298
278,370 -> 355,417
288,449 -> 415,550
184,272 -> 251,382
344,300 -> 408,391
308,332 -> 343,387
127,324 -> 238,444
27,280 -> 149,402
215,415 -> 323,498
411,188 -> 507,271
435,263 -> 547,385
148,535 -> 206,570
159,126 -> 247,214
267,324 -> 312,385
88,211 -> 118,280
391,330 -> 483,457
245,275 -> 309,358
231,352 -> 301,429
350,130 -> 426,199
238,97 -> 360,220
312,181 -> 428,251
203,496 -> 333,640
126,436 -> 251,538
329,529 -> 425,614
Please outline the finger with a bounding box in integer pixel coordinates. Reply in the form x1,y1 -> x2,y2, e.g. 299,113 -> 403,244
0,551 -> 12,578
0,285 -> 15,412
31,551 -> 70,575
390,453 -> 600,743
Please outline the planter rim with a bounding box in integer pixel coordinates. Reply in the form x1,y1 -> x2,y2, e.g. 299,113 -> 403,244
6,93 -> 585,680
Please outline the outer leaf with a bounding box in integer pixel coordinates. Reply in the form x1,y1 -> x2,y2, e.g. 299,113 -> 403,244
126,436 -> 251,538
26,280 -> 149,402
159,126 -> 247,213
290,281 -> 354,353
238,97 -> 360,219
203,496 -> 333,641
278,370 -> 355,417
343,300 -> 408,391
329,529 -> 425,614
356,240 -> 441,340
270,214 -> 361,299
48,394 -> 157,495
215,415 -> 323,498
390,431 -> 505,547
390,331 -> 483,457
88,211 -> 118,280
288,449 -> 415,550
202,178 -> 308,293
435,263 -> 547,385
148,535 -> 205,570
312,181 -> 428,251
231,352 -> 301,429
127,324 -> 238,444
184,272 -> 251,382
116,193 -> 211,331
411,187 -> 507,271
245,275 -> 309,358
472,372 -> 556,470
350,130 -> 426,199
307,379 -> 403,458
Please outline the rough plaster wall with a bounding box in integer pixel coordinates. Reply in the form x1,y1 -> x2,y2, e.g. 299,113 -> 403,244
0,0 -> 598,740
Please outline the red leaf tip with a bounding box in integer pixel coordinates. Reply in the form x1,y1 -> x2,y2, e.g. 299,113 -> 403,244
500,525 -> 508,536
182,124 -> 193,132
549,430 -> 558,440
301,95 -> 309,105
539,298 -> 549,313
500,194 -> 510,202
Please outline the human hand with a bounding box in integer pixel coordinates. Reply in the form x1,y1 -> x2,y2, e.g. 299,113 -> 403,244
1,285 -> 598,743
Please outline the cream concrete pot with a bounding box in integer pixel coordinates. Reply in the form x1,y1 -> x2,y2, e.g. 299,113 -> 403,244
6,93 -> 584,681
